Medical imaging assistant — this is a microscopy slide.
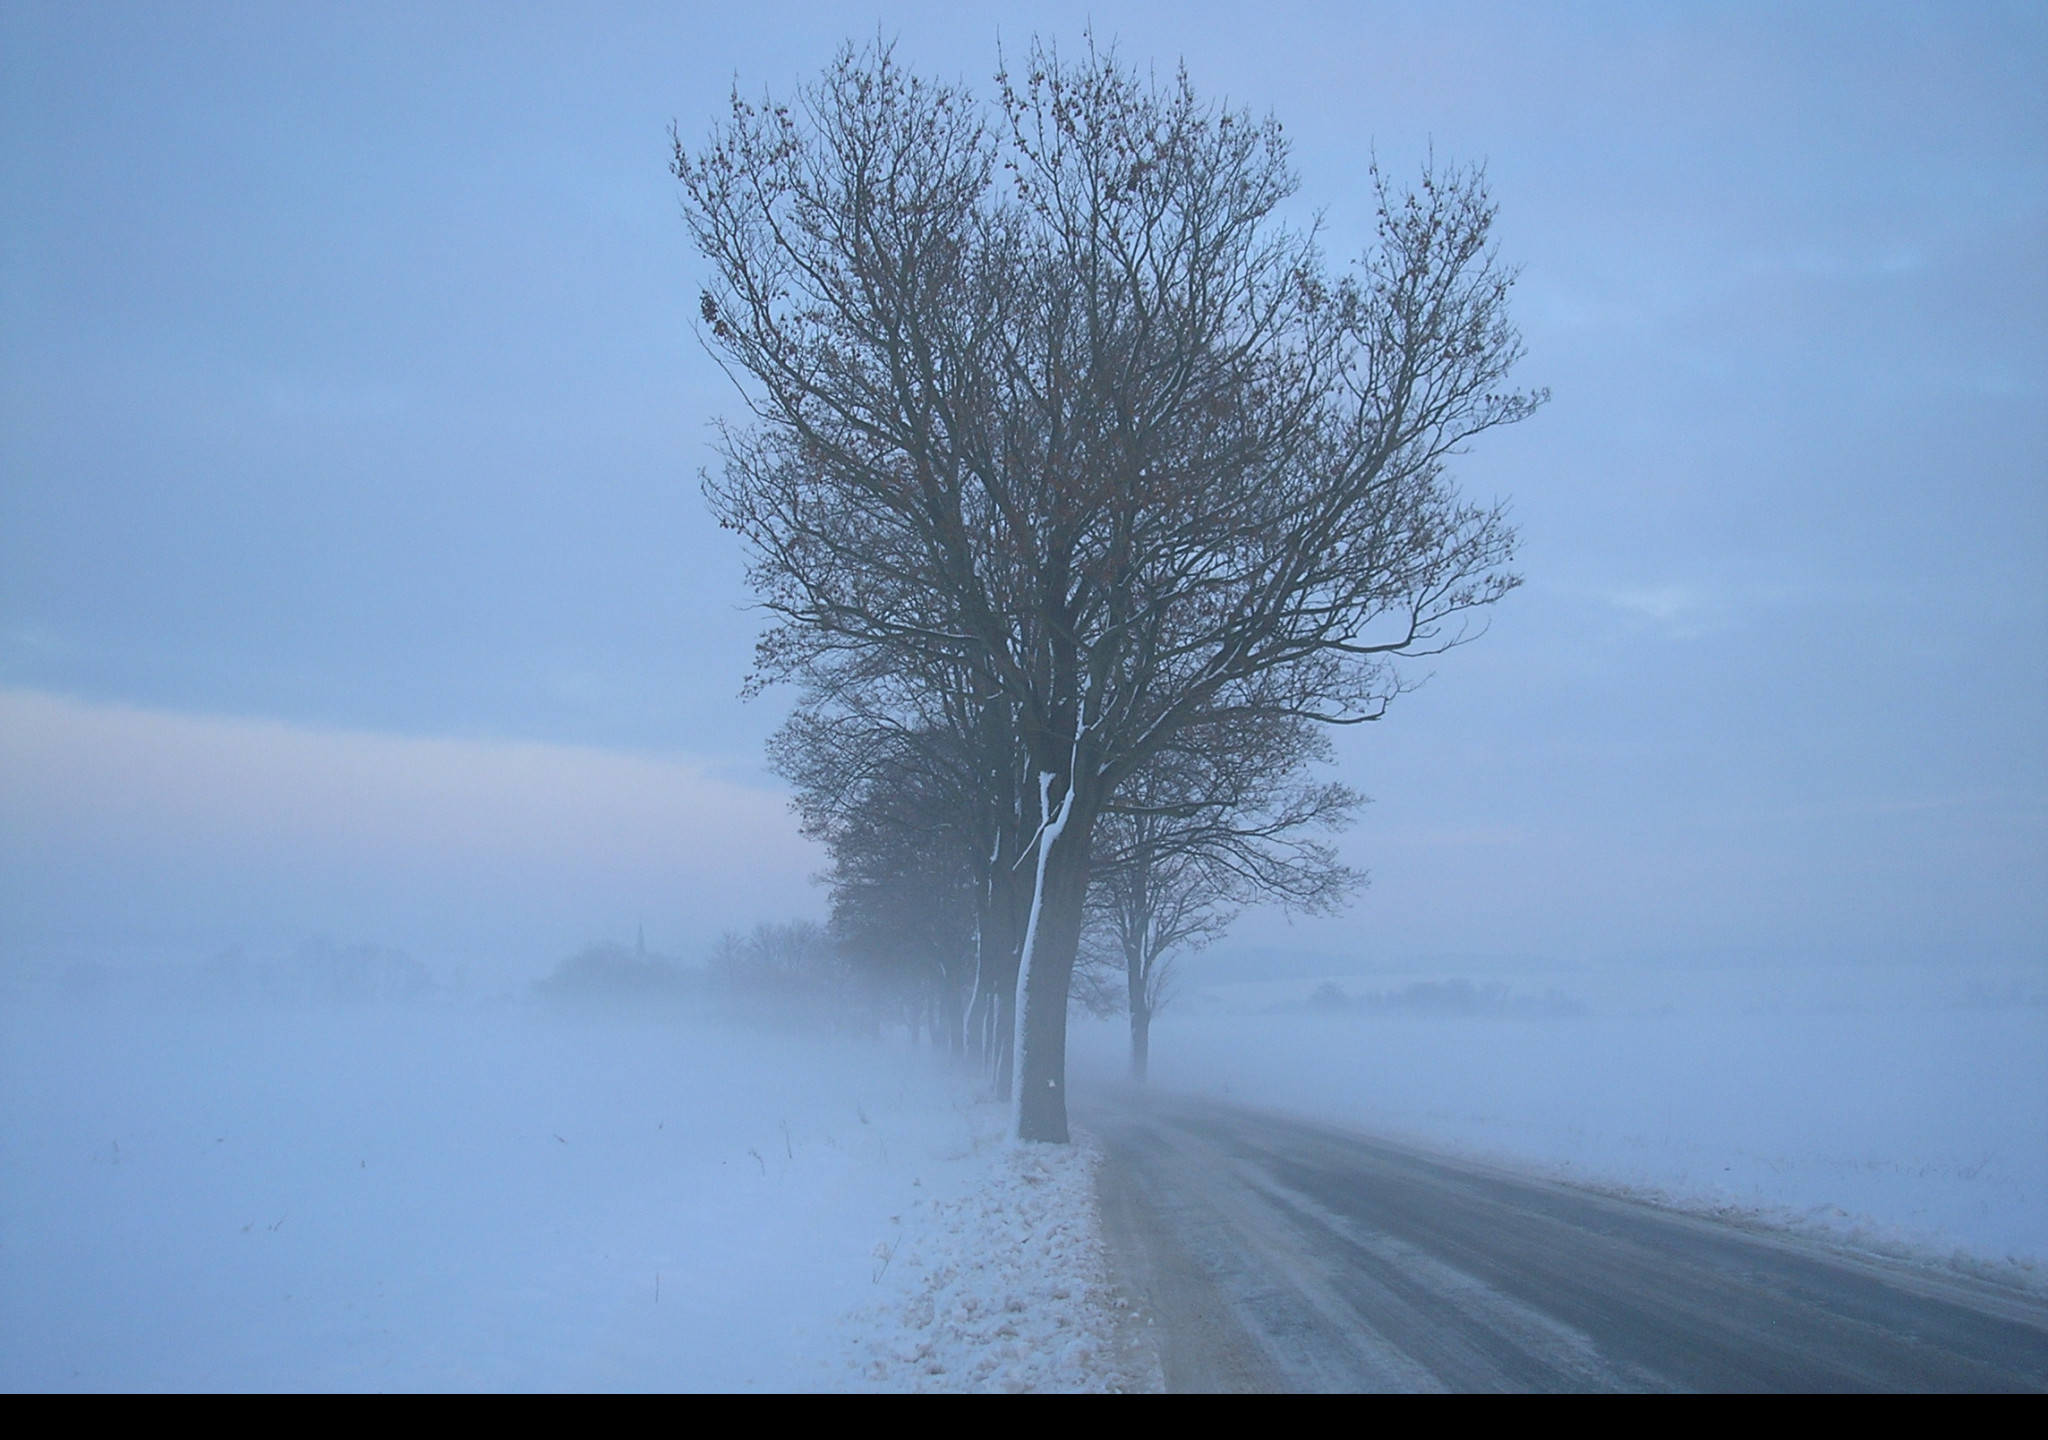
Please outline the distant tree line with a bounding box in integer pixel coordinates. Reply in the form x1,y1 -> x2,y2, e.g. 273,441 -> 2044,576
539,923 -> 894,1029
676,37 -> 1537,1140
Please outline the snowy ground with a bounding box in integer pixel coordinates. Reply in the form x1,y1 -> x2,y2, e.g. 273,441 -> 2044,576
1070,959 -> 2048,1284
8,958 -> 2038,1390
0,998 -> 1143,1392
842,1125 -> 1152,1392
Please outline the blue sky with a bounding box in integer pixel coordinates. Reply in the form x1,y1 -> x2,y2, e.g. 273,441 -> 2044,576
1,2 -> 2042,973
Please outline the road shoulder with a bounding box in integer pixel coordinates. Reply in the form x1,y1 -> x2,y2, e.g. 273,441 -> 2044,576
1093,1136 -> 1290,1393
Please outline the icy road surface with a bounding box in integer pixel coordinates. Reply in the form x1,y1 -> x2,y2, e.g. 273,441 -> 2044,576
1091,1096 -> 2048,1392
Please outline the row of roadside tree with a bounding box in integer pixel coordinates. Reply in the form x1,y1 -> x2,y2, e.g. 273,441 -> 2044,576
676,37 -> 1537,1140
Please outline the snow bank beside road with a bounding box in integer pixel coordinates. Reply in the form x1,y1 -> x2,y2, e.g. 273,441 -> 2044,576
843,1124 -> 1152,1392
0,1000 -> 1139,1391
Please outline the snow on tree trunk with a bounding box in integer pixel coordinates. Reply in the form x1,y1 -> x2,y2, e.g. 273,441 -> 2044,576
1014,837 -> 1091,1142
1014,769 -> 1092,1143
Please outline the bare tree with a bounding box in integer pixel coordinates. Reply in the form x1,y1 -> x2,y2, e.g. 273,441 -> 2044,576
678,37 -> 1537,1141
1087,717 -> 1363,1078
707,920 -> 865,1028
773,700 -> 982,1050
1078,827 -> 1225,1068
770,660 -> 1033,1081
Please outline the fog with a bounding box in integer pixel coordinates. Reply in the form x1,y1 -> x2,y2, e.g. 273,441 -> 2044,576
1,0 -> 2042,1391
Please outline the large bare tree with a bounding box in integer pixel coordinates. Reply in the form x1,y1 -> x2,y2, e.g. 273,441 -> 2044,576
678,38 -> 1538,1141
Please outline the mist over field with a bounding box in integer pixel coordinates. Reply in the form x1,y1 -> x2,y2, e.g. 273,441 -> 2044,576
2,0 -> 2043,1392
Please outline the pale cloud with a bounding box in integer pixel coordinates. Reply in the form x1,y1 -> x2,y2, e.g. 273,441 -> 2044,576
1605,585 -> 1701,625
3,626 -> 66,656
1737,243 -> 1927,281
0,689 -> 820,960
1598,584 -> 1734,638
1374,823 -> 1530,850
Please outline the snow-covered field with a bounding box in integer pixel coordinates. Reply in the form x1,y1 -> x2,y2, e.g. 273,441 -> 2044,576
1071,959 -> 2048,1282
0,998 -> 1142,1392
7,957 -> 2039,1391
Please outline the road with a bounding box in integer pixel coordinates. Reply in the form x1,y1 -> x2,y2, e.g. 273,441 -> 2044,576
1086,1094 -> 2048,1392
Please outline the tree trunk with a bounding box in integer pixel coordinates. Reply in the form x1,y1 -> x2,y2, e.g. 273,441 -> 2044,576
1014,830 -> 1092,1143
994,984 -> 1016,1102
1126,926 -> 1151,1082
944,972 -> 965,1056
979,836 -> 1030,1101
966,968 -> 993,1063
985,934 -> 1020,1101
